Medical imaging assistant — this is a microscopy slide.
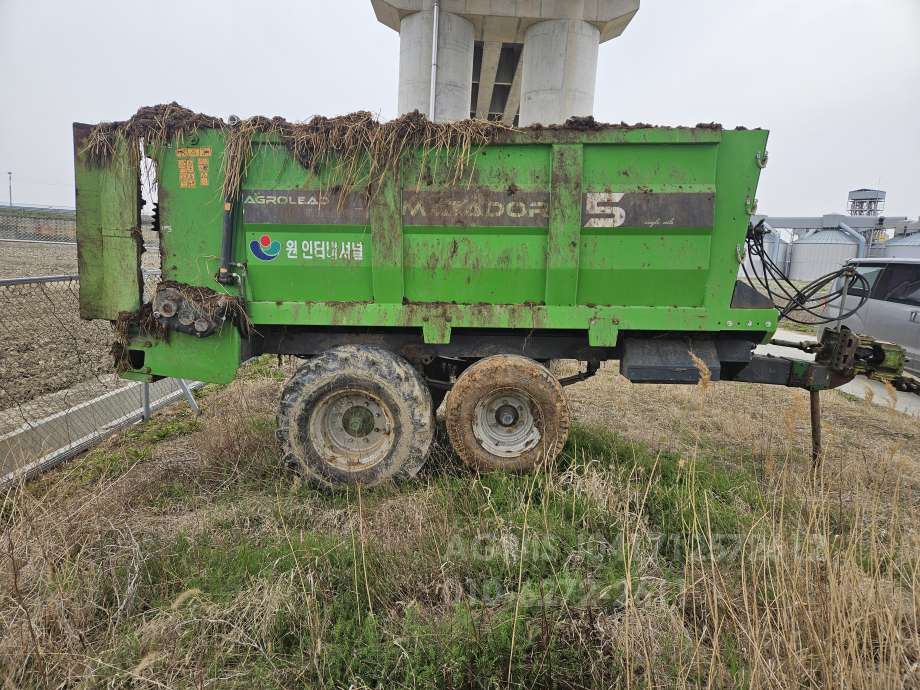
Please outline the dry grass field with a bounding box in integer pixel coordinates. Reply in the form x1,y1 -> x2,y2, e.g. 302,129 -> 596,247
2,359 -> 919,688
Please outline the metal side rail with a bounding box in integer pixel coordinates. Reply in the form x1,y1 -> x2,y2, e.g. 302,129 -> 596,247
0,379 -> 203,489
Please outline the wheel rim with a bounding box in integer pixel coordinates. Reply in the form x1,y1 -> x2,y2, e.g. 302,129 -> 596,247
309,389 -> 395,472
471,388 -> 541,458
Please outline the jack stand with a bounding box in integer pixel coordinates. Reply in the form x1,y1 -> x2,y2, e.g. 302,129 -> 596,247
810,389 -> 822,469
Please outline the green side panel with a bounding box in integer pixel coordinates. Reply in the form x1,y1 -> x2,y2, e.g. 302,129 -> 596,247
155,130 -> 233,292
706,129 -> 769,310
238,143 -> 374,302
369,174 -> 404,303
400,144 -> 551,304
577,142 -> 717,307
73,124 -> 142,320
402,227 -> 547,303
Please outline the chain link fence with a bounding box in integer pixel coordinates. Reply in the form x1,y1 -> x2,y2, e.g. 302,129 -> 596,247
0,206 -> 196,486
0,204 -> 77,243
0,204 -> 157,278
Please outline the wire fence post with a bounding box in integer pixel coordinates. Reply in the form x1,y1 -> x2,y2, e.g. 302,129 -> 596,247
141,383 -> 151,421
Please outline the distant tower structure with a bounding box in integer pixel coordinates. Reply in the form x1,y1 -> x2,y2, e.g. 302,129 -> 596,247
370,0 -> 640,124
848,189 -> 886,216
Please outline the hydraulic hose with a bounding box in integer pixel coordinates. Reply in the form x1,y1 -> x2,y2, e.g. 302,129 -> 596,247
217,200 -> 235,285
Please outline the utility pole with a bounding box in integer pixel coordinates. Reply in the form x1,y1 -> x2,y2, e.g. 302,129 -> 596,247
6,172 -> 10,207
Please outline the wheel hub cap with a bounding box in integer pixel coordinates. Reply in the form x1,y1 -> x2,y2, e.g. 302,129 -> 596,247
343,405 -> 375,438
495,404 -> 519,427
310,390 -> 394,471
472,390 -> 540,458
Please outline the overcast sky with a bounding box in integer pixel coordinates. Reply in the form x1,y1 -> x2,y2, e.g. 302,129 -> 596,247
1,0 -> 917,217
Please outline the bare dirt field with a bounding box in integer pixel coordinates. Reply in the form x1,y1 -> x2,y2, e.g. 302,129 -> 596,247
0,241 -> 78,278
0,238 -> 162,428
0,281 -> 113,418
0,239 -> 160,280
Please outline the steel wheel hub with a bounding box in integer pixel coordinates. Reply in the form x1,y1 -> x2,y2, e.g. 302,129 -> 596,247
472,390 -> 540,458
310,390 -> 394,471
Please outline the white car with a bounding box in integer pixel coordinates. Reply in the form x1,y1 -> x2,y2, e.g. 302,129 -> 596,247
822,258 -> 920,377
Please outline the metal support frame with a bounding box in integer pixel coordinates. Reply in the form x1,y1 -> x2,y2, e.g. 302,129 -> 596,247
141,383 -> 151,420
176,379 -> 200,414
810,389 -> 822,468
142,378 -> 199,420
429,0 -> 440,119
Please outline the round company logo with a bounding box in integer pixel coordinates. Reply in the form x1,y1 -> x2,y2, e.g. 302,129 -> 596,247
250,234 -> 281,261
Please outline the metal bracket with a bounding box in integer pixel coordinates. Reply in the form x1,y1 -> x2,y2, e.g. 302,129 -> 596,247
558,361 -> 601,387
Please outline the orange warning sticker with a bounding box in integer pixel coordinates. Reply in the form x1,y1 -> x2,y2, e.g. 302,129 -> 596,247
197,157 -> 209,186
177,159 -> 196,188
176,147 -> 212,158
176,147 -> 212,188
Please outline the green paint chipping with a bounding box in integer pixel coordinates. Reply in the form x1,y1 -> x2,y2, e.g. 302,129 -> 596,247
73,106 -> 776,383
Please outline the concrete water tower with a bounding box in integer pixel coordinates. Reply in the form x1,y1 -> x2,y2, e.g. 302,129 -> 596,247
370,0 -> 640,125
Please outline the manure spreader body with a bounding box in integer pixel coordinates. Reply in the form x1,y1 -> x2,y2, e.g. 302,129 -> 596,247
72,107 -> 905,486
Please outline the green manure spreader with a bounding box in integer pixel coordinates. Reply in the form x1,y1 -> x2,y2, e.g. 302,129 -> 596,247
73,105 -> 904,487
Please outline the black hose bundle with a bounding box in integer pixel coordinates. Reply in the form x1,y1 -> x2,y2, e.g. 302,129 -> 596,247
742,221 -> 870,325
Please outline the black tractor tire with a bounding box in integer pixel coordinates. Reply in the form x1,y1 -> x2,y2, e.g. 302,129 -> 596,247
277,346 -> 435,488
444,355 -> 570,472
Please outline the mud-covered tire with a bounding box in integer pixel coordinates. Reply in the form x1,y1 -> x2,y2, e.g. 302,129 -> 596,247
277,346 -> 434,488
444,355 -> 570,472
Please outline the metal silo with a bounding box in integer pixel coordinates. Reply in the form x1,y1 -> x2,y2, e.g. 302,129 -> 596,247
741,231 -> 789,279
883,232 -> 920,259
787,229 -> 859,282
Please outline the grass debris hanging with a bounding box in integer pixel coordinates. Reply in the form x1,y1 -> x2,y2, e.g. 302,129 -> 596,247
85,103 -> 514,205
84,105 -> 727,207
111,303 -> 165,372
155,280 -> 253,335
84,103 -> 222,168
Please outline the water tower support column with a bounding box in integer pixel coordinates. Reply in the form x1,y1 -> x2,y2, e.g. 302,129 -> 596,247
398,10 -> 474,122
519,19 -> 600,126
